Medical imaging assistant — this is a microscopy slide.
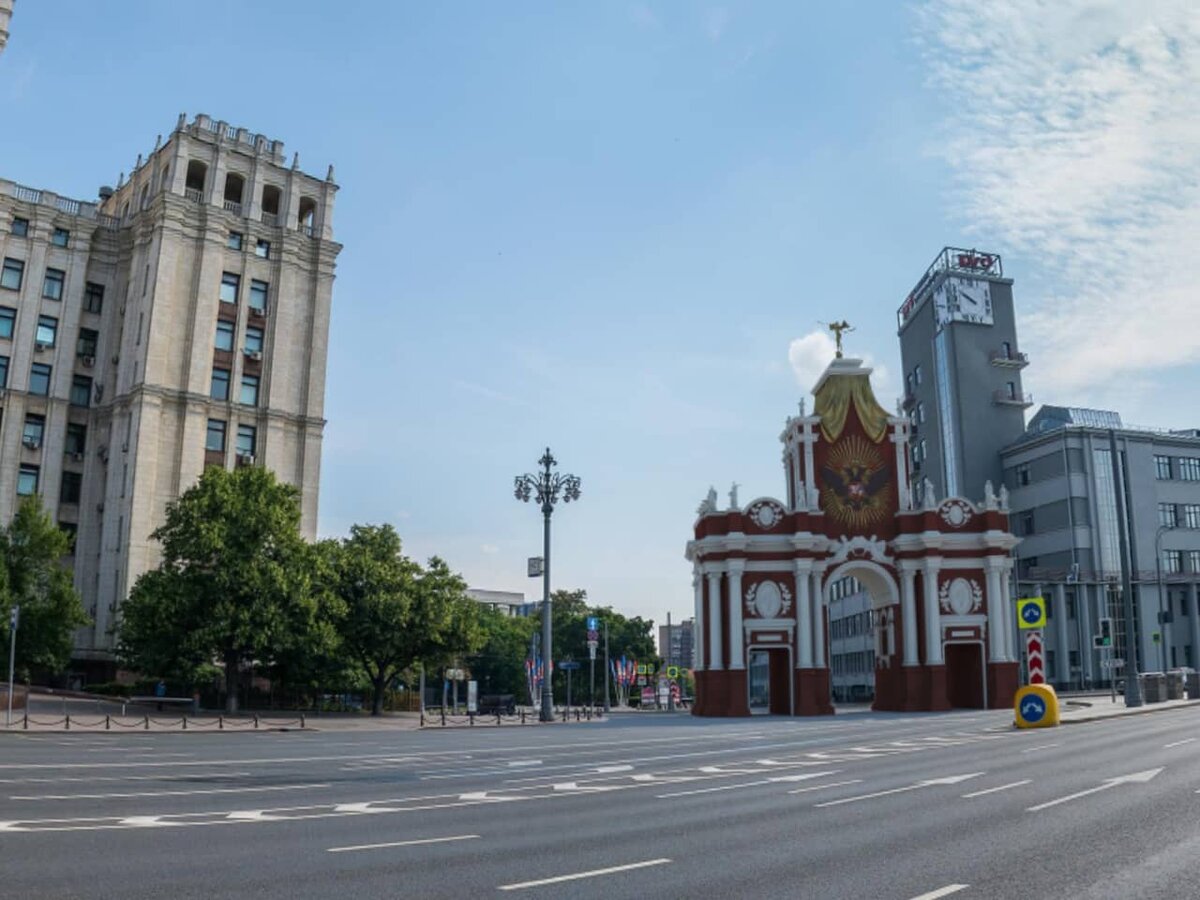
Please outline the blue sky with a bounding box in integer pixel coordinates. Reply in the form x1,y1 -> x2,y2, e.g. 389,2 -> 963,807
3,2 -> 1197,627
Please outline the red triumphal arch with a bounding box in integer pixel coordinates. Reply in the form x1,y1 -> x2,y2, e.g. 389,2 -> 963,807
685,355 -> 1020,715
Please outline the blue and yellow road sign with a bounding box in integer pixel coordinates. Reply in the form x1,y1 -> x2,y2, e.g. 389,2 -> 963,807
1017,597 -> 1046,629
1014,684 -> 1059,729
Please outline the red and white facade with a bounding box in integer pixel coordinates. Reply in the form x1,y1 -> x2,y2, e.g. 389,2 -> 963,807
685,357 -> 1020,716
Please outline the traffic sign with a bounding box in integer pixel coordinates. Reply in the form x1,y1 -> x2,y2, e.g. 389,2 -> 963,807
528,557 -> 544,577
1014,684 -> 1060,729
1026,631 -> 1046,684
1017,597 -> 1046,629
588,643 -> 597,660
586,616 -> 599,631
666,665 -> 680,679
1101,658 -> 1125,669
558,660 -> 581,671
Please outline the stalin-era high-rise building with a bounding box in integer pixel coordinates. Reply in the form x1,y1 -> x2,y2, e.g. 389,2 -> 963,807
897,247 -> 1031,505
0,114 -> 340,680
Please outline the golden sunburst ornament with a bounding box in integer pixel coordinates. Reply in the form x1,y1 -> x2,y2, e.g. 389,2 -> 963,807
820,433 -> 892,530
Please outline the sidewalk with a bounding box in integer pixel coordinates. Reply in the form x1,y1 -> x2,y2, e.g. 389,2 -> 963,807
1059,694 -> 1200,724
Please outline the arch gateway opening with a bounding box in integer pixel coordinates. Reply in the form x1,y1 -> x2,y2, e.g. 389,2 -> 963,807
685,356 -> 1020,716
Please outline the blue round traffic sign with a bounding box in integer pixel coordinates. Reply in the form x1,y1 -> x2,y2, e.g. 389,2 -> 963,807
1019,694 -> 1046,723
1021,604 -> 1041,624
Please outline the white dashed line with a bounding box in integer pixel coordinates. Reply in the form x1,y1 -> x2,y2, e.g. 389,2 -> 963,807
327,834 -> 479,853
498,858 -> 672,891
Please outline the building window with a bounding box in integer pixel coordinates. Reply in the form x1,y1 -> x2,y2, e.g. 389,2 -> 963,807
84,282 -> 104,314
236,424 -> 256,457
1017,464 -> 1030,487
65,423 -> 86,456
220,272 -> 240,304
1,258 -> 24,291
215,320 -> 235,352
16,465 -> 39,496
206,418 -> 227,452
244,325 -> 264,354
227,231 -> 243,251
917,402 -> 926,424
77,328 -> 99,359
0,306 -> 14,339
1021,512 -> 1035,536
905,373 -> 913,396
10,217 -> 28,237
210,367 -> 230,401
1190,550 -> 1200,573
1164,550 -> 1183,574
36,315 -> 58,347
42,268 -> 65,301
1186,504 -> 1200,530
22,414 -> 45,448
255,239 -> 270,259
70,375 -> 92,407
0,355 -> 8,388
29,362 -> 51,396
1155,455 -> 1173,480
51,227 -> 69,248
1179,458 -> 1200,482
913,364 -> 922,385
1159,502 -> 1179,529
239,373 -> 259,405
248,279 -> 268,313
1002,340 -> 1013,359
1006,381 -> 1018,400
60,471 -> 82,505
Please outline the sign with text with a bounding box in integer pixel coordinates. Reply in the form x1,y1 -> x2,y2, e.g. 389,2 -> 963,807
527,557 -> 544,577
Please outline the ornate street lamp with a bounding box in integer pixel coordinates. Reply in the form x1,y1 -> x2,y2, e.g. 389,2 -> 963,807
515,448 -> 582,722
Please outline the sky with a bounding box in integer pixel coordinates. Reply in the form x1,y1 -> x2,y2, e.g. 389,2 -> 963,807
2,1 -> 1199,629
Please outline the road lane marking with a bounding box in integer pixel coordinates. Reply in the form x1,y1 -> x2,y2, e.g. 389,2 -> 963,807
909,885 -> 969,900
1165,738 -> 1197,749
498,858 -> 672,891
1020,743 -> 1059,754
507,760 -> 543,767
327,834 -> 479,853
0,772 -> 255,785
787,779 -> 862,795
1027,768 -> 1163,812
11,783 -> 330,801
657,771 -> 837,799
961,780 -> 1031,798
816,773 -> 984,808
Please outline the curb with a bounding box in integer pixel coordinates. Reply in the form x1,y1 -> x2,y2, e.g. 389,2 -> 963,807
1061,700 -> 1200,725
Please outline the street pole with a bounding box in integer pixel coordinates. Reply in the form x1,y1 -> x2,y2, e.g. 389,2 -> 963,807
603,620 -> 611,713
514,448 -> 581,725
1109,430 -> 1143,707
667,611 -> 675,712
1155,526 -> 1171,673
6,605 -> 18,728
589,648 -> 595,712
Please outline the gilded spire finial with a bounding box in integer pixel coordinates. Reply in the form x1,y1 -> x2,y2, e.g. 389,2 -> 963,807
828,320 -> 853,358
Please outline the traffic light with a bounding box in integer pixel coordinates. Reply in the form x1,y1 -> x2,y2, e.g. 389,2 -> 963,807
1096,618 -> 1113,648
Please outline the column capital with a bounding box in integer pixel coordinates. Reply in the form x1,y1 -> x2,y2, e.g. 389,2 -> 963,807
727,559 -> 747,575
793,558 -> 813,574
702,562 -> 723,575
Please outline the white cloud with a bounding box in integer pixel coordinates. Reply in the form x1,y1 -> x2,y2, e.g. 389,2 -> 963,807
916,1 -> 1200,398
787,330 -> 893,404
481,543 -> 500,555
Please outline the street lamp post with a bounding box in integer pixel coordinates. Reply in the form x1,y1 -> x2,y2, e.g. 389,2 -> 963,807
1155,525 -> 1177,674
515,448 -> 581,723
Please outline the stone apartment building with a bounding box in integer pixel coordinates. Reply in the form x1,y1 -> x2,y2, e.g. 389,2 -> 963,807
0,113 -> 340,679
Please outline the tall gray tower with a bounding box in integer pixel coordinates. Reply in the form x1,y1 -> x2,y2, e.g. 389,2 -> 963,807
897,247 -> 1029,503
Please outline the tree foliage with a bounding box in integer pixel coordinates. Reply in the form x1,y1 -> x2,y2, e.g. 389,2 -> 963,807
0,497 -> 89,680
325,525 -> 484,715
118,467 -> 317,712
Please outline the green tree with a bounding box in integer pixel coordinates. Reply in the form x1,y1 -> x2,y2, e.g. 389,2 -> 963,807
467,608 -> 534,699
543,589 -> 657,704
0,497 -> 89,680
118,466 -> 315,713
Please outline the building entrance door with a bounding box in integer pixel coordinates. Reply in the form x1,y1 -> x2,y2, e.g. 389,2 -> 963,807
748,650 -> 771,713
945,642 -> 985,709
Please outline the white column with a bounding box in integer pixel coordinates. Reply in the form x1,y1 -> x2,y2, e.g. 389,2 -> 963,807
693,570 -> 705,670
728,562 -> 745,669
811,570 -> 826,668
707,571 -> 724,670
923,561 -> 943,665
795,561 -> 813,668
1053,583 -> 1070,686
985,564 -> 1004,663
999,568 -> 1014,661
892,432 -> 911,511
901,568 -> 919,666
1078,583 -> 1094,685
802,426 -> 817,505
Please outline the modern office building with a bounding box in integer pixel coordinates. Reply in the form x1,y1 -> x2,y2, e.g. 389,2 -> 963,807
1001,406 -> 1200,689
466,589 -> 527,617
0,113 -> 340,679
828,577 -> 875,703
898,248 -> 1031,505
659,619 -> 695,669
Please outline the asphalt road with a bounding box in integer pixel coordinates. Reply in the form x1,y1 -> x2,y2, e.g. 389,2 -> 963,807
1,706 -> 1199,899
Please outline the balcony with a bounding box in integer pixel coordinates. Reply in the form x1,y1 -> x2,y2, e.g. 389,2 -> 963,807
990,349 -> 1029,369
184,187 -> 204,203
260,212 -> 278,227
223,200 -> 243,216
993,389 -> 1034,409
